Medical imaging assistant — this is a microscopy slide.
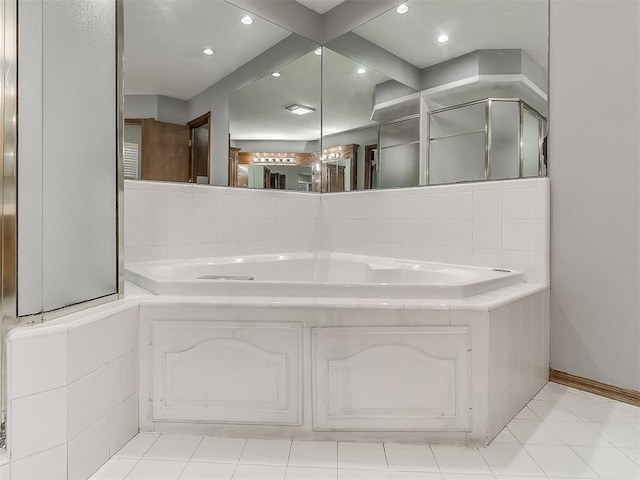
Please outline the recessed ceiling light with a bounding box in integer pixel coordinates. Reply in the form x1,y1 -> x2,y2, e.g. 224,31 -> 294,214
357,67 -> 367,74
241,15 -> 253,25
286,104 -> 315,116
314,48 -> 322,55
272,72 -> 281,77
396,4 -> 410,14
202,48 -> 215,56
437,34 -> 450,43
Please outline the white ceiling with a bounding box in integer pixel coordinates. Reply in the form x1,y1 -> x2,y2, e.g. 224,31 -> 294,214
123,0 -> 291,100
293,0 -> 347,14
354,0 -> 548,70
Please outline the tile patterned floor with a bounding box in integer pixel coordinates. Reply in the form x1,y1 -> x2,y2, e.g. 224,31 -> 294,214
90,382 -> 640,480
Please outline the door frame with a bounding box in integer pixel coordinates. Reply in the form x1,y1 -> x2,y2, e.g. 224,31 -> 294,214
187,111 -> 211,183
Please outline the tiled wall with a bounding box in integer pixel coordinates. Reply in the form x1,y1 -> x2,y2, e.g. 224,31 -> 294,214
7,301 -> 139,480
126,178 -> 550,285
124,181 -> 322,263
322,178 -> 550,284
487,288 -> 550,439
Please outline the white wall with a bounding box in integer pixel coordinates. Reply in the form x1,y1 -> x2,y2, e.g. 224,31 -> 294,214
18,0 -> 117,316
549,0 -> 640,390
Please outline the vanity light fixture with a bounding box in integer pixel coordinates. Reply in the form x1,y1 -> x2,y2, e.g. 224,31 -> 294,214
272,72 -> 281,77
241,15 -> 254,25
202,48 -> 215,56
437,34 -> 451,43
314,48 -> 322,55
286,104 -> 315,116
357,67 -> 367,74
396,4 -> 410,14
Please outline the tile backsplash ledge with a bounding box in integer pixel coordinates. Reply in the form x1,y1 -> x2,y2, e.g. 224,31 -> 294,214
125,178 -> 550,285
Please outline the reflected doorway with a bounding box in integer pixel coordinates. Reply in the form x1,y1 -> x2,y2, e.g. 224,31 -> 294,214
187,112 -> 211,184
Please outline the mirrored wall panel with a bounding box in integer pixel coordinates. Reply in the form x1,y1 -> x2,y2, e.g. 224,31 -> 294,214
229,49 -> 322,192
323,0 -> 548,190
122,0 -> 295,185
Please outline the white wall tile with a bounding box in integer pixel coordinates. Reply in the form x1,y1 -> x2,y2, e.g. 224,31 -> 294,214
473,220 -> 502,250
138,218 -> 168,247
68,318 -> 110,383
446,220 -> 472,248
503,220 -> 537,252
124,218 -> 138,248
192,193 -> 217,218
445,191 -> 473,219
10,330 -> 67,399
137,246 -> 168,262
109,394 -> 139,456
109,308 -> 138,361
10,444 -> 67,480
68,365 -> 110,440
68,415 -> 110,480
167,244 -> 194,260
11,387 -> 67,460
503,188 -> 537,220
124,189 -> 138,219
168,192 -> 193,219
167,218 -> 193,246
192,218 -> 217,244
137,189 -> 168,218
503,251 -> 537,283
109,351 -> 138,409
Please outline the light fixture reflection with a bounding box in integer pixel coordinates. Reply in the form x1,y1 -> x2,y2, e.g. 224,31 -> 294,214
202,48 -> 215,56
241,15 -> 253,25
396,4 -> 410,14
314,48 -> 322,55
357,67 -> 367,74
272,72 -> 281,77
437,34 -> 450,43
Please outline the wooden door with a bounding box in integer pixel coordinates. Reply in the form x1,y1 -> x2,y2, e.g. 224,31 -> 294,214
141,119 -> 190,182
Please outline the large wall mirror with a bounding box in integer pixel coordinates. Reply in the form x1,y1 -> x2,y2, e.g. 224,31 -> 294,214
123,0 -> 548,192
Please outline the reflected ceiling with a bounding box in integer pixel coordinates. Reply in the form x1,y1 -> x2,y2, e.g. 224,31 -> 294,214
354,0 -> 548,70
294,0 -> 347,14
124,0 -> 290,100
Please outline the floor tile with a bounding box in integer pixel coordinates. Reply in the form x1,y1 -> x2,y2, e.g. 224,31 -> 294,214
514,406 -> 539,420
602,402 -> 640,424
478,443 -> 545,477
232,464 -> 286,480
620,447 -> 640,465
288,441 -> 337,468
543,420 -> 611,447
338,469 -> 389,479
338,442 -> 388,471
586,421 -> 640,448
562,401 -> 624,423
383,444 -> 438,473
430,446 -> 492,475
114,433 -> 160,459
507,419 -> 564,445
572,445 -> 640,480
191,437 -> 246,464
524,444 -> 597,478
144,434 -> 204,461
491,428 -> 518,444
127,459 -> 187,480
442,475 -> 494,480
89,458 -> 138,479
389,472 -> 442,479
239,439 -> 292,466
285,466 -> 337,480
179,461 -> 235,480
527,399 -> 579,421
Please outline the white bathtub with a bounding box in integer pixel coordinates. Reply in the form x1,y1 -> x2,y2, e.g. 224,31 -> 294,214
125,252 -> 523,299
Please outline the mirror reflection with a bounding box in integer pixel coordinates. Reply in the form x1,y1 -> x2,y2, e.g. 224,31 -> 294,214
123,0 -> 548,192
228,49 -> 322,192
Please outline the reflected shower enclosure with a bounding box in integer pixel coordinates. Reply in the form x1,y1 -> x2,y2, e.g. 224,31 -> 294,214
427,99 -> 547,185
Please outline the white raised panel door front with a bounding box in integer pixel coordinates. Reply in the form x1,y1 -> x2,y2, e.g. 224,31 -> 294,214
312,326 -> 471,431
152,321 -> 302,425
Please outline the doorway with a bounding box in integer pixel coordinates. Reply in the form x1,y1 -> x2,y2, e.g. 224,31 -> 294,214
188,112 -> 211,184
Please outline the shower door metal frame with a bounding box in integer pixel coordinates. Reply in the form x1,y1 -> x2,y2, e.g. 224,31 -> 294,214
0,0 -> 18,449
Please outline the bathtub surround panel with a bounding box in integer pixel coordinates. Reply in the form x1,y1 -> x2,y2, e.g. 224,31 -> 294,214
152,322 -> 303,425
126,178 -> 550,287
125,181 -> 322,263
138,285 -> 548,444
312,326 -> 471,431
7,302 -> 140,479
322,178 -> 550,285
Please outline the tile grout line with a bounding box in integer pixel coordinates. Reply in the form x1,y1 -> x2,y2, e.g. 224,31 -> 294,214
176,434 -> 205,479
230,438 -> 248,480
122,432 -> 161,480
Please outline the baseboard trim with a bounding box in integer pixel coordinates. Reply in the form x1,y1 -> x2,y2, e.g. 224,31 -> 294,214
549,368 -> 640,407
